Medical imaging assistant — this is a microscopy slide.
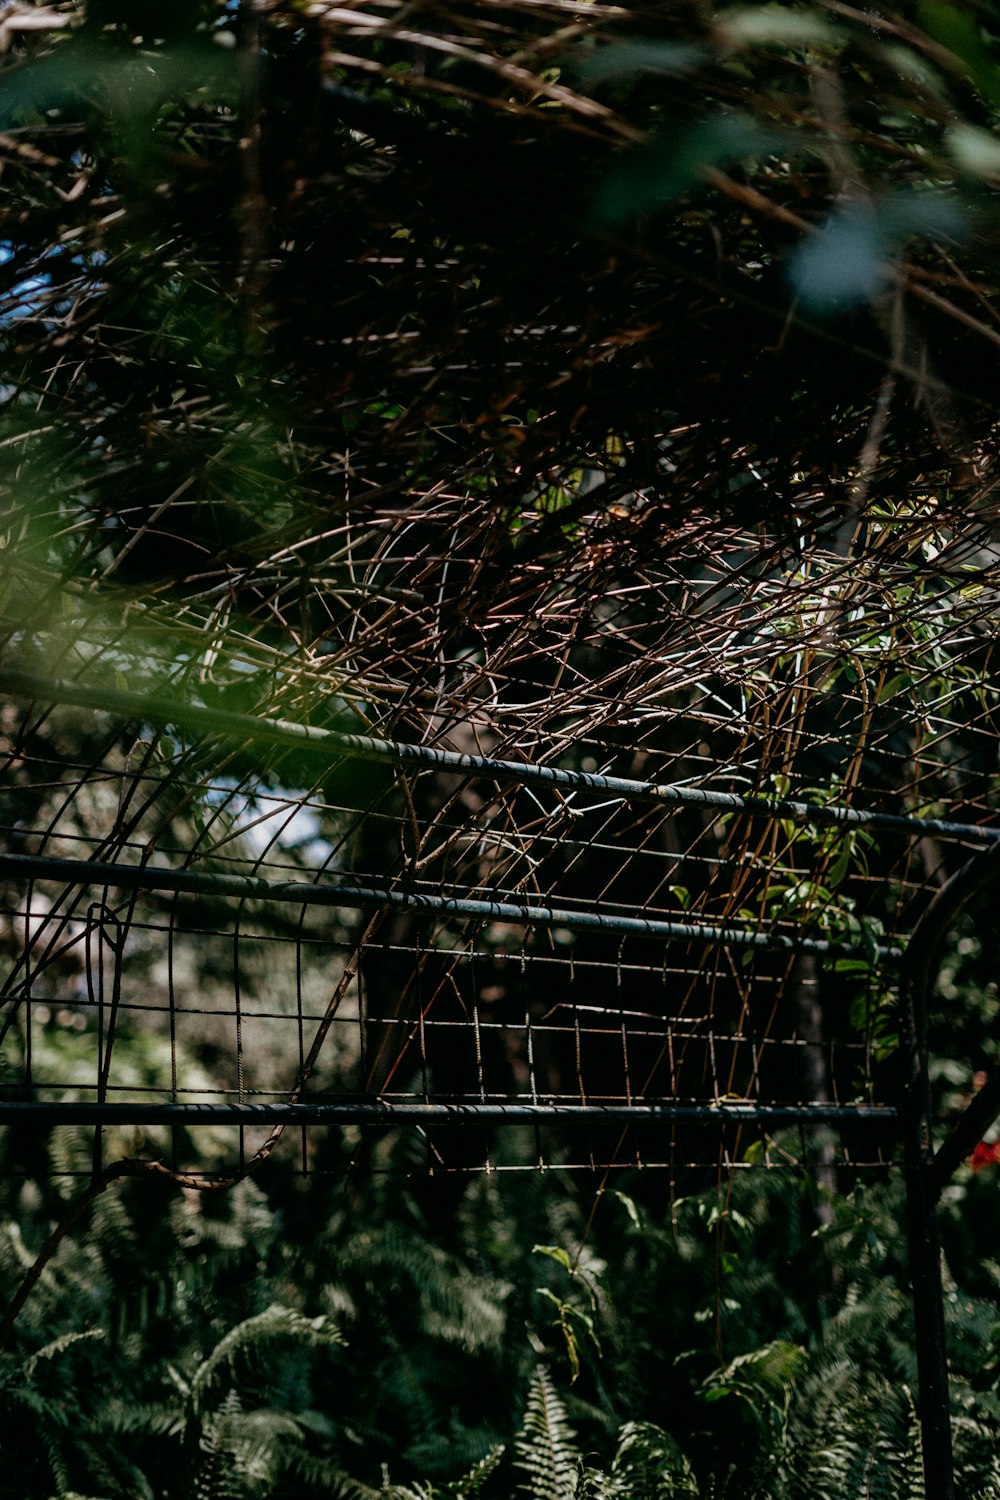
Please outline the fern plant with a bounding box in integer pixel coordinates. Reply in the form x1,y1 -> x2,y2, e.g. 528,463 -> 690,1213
577,1422 -> 701,1499
514,1372 -> 703,1500
4,1124 -> 1000,1500
515,1367 -> 581,1500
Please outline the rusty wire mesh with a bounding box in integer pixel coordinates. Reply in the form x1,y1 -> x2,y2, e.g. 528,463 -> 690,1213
2,502 -> 999,1182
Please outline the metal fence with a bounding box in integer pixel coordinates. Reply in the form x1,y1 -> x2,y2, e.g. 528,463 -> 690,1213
3,507 -> 1000,1495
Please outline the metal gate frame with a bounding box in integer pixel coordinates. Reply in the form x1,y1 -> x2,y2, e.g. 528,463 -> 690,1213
3,669 -> 1000,1499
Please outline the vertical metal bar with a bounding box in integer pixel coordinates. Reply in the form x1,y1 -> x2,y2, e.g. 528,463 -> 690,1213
168,897 -> 179,1177
234,904 -> 245,1175
901,934 -> 953,1500
899,843 -> 1000,1499
903,1141 -> 953,1498
89,905 -> 105,1180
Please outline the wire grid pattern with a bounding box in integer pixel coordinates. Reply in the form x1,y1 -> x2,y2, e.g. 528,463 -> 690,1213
2,508 -> 998,1180
2,0 -> 1000,1185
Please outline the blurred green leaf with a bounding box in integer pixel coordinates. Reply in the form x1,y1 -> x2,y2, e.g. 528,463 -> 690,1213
948,121 -> 1000,175
0,40 -> 236,134
607,1189 -> 643,1230
789,203 -> 890,311
916,0 -> 1000,105
594,116 -> 780,223
718,5 -> 841,51
577,41 -> 702,83
789,193 -> 963,313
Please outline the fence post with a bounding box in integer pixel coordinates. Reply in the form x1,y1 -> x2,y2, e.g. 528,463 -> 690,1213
902,1088 -> 954,1498
900,843 -> 1000,1497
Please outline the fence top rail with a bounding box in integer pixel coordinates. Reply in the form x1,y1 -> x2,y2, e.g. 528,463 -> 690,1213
0,1100 -> 902,1127
1,669 -> 997,850
0,851 -> 903,959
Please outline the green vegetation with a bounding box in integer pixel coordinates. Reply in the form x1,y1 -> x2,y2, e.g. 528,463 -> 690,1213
3,1132 -> 1000,1497
4,1 -> 1000,1497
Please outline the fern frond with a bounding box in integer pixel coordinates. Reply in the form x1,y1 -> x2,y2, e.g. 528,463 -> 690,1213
515,1367 -> 579,1500
277,1446 -> 386,1499
955,1420 -> 1000,1500
575,1469 -> 624,1500
449,1443 -> 506,1499
89,1183 -> 136,1264
612,1422 -> 700,1498
188,1304 -> 344,1412
231,1406 -> 303,1489
44,1492 -> 113,1499
388,1445 -> 507,1500
91,1394 -> 185,1440
23,1329 -> 105,1381
196,1387 -> 243,1500
745,1353 -> 910,1500
901,1386 -> 925,1500
71,1433 -> 158,1500
339,1229 -> 509,1353
574,1422 -> 701,1500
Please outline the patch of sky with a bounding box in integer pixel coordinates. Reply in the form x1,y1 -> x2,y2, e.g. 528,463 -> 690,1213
0,241 -> 108,327
0,240 -> 52,322
203,778 -> 334,869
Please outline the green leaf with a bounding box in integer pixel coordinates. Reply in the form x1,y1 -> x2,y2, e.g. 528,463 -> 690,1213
827,845 -> 852,889
594,116 -> 780,223
577,41 -> 702,83
607,1189 -> 643,1230
789,204 -> 890,312
916,0 -> 1000,106
533,1244 -> 574,1273
790,192 -> 963,314
948,123 -> 1000,176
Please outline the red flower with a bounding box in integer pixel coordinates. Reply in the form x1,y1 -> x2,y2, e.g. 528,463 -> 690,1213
970,1142 -> 1000,1171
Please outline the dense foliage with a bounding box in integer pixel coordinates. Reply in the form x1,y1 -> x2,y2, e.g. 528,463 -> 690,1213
2,0 -> 1000,640
3,1129 -> 1000,1498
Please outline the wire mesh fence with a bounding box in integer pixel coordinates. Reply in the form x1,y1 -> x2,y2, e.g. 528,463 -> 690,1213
2,505 -> 998,1183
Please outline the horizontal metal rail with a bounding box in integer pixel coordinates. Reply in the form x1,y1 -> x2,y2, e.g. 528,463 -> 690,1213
1,668 -> 996,847
0,1100 -> 901,1127
0,851 -> 901,958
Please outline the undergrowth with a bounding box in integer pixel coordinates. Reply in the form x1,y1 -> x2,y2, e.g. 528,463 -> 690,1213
1,1132 -> 999,1499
